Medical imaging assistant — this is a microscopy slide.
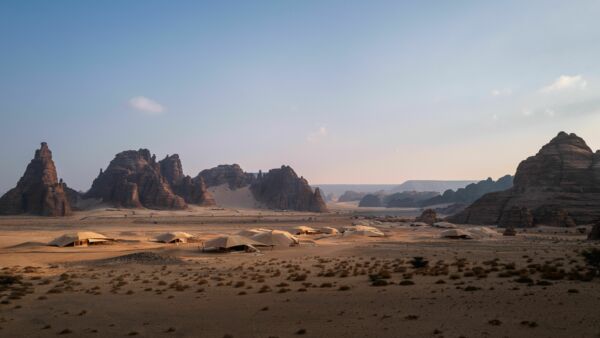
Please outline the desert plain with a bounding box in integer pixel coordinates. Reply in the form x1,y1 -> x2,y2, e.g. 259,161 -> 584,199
0,204 -> 598,338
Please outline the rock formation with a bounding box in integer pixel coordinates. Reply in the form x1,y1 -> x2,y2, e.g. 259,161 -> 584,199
416,209 -> 437,225
449,132 -> 600,226
250,166 -> 327,212
385,191 -> 439,208
498,206 -> 533,228
159,155 -> 215,206
85,149 -> 186,209
197,164 -> 255,189
421,175 -> 513,207
358,194 -> 384,207
338,191 -> 367,202
0,142 -> 71,216
589,222 -> 600,240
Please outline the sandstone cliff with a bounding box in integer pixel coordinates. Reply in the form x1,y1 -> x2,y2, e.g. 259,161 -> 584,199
197,164 -> 255,189
449,132 -> 600,226
0,142 -> 71,216
159,154 -> 215,206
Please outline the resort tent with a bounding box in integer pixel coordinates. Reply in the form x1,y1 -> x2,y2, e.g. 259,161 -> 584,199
155,232 -> 194,243
203,235 -> 267,252
236,228 -> 271,237
49,232 -> 113,247
251,230 -> 299,246
433,222 -> 457,229
342,225 -> 385,237
319,226 -> 340,235
440,229 -> 472,239
294,226 -> 319,235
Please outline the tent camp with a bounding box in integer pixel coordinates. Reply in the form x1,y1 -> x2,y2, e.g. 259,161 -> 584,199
294,226 -> 319,235
236,228 -> 271,237
203,235 -> 267,252
49,232 -> 114,247
440,229 -> 472,239
342,225 -> 385,237
155,232 -> 194,243
251,230 -> 299,246
319,226 -> 340,235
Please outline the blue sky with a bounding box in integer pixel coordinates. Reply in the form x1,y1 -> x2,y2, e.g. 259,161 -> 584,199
1,1 -> 600,193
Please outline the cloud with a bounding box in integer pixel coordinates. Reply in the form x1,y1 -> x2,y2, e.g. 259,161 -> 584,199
540,75 -> 587,93
491,88 -> 512,97
307,126 -> 328,143
128,96 -> 165,114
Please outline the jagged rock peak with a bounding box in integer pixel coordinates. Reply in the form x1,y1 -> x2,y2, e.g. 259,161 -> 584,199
0,142 -> 71,216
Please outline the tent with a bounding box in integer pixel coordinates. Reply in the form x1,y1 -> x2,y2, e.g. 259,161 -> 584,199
342,225 -> 385,237
319,226 -> 340,235
251,230 -> 299,246
49,232 -> 113,247
433,222 -> 457,229
440,229 -> 472,239
155,232 -> 193,243
236,228 -> 271,237
203,235 -> 267,252
294,226 -> 319,235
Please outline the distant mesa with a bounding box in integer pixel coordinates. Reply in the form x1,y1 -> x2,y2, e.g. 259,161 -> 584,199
358,193 -> 384,207
390,180 -> 477,194
449,132 -> 600,226
0,142 -> 71,216
338,191 -> 367,202
198,164 -> 256,190
421,175 -> 513,207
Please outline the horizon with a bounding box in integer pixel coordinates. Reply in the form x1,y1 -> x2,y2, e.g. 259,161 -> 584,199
2,1 -> 600,192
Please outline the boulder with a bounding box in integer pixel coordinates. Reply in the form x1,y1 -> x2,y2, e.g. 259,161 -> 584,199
0,142 -> 71,216
503,227 -> 517,236
159,155 -> 215,206
250,165 -> 327,212
449,132 -> 600,226
588,222 -> 600,240
85,149 -> 186,209
416,209 -> 437,225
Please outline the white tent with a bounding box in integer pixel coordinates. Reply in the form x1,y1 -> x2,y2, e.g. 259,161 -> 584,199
203,235 -> 267,252
294,226 -> 318,235
251,230 -> 299,246
49,232 -> 113,247
440,229 -> 472,239
433,222 -> 457,229
342,225 -> 385,237
236,228 -> 271,237
155,232 -> 193,243
319,226 -> 339,235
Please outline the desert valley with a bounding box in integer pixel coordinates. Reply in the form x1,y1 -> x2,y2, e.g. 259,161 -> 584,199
0,132 -> 599,338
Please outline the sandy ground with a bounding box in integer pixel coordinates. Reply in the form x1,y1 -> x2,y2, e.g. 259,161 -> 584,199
0,207 -> 599,338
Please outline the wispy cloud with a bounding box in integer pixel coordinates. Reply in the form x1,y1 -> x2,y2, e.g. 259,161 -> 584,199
307,126 -> 328,143
491,88 -> 512,97
539,75 -> 587,93
128,96 -> 165,115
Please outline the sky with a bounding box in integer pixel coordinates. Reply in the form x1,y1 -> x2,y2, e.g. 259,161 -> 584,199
1,0 -> 600,193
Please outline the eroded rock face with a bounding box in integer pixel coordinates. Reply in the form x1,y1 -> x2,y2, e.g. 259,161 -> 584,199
589,222 -> 600,240
416,209 -> 437,225
449,132 -> 600,226
422,175 -> 513,207
159,155 -> 215,206
498,206 -> 533,228
197,164 -> 255,189
0,142 -> 71,216
250,166 -> 328,212
85,149 -> 186,209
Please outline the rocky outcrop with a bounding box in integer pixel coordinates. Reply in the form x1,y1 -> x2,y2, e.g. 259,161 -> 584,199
589,222 -> 600,240
0,142 -> 71,216
85,149 -> 186,209
421,175 -> 513,207
197,164 -> 255,189
449,132 -> 600,226
498,206 -> 533,228
416,209 -> 437,225
159,155 -> 215,206
358,194 -> 384,207
385,191 -> 439,208
338,191 -> 367,202
250,166 -> 327,212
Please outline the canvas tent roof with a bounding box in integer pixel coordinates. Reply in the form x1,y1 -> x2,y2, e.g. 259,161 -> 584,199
440,229 -> 472,239
294,226 -> 318,234
236,228 -> 271,237
433,222 -> 457,229
49,232 -> 112,247
155,232 -> 193,243
251,230 -> 299,246
204,235 -> 266,250
320,226 -> 339,235
342,225 -> 385,237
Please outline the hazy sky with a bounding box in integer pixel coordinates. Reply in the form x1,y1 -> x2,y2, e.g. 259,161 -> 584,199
1,1 -> 600,193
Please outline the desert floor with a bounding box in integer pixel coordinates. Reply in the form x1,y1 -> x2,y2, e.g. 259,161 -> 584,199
0,206 -> 599,338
